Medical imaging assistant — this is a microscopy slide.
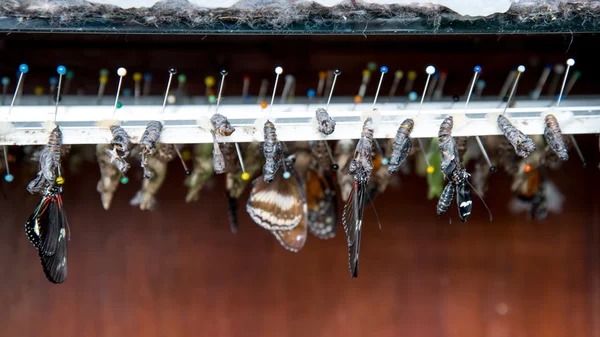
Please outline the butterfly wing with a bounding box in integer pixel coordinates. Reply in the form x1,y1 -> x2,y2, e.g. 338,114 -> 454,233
38,201 -> 68,284
25,193 -> 61,256
271,203 -> 308,252
246,170 -> 305,231
456,182 -> 472,223
342,180 -> 366,278
306,169 -> 337,239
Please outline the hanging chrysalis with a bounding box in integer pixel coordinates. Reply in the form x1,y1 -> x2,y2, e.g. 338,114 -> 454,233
27,126 -> 63,194
315,108 -> 336,135
497,115 -> 536,158
104,125 -> 132,173
387,118 -> 414,174
139,121 -> 163,179
211,130 -> 227,174
262,120 -> 283,183
543,114 -> 568,161
437,116 -> 460,180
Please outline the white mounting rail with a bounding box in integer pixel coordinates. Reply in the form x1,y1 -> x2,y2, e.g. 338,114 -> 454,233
0,98 -> 599,145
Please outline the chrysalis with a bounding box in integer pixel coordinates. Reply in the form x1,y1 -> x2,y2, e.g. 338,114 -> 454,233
387,118 -> 414,174
543,114 -> 568,161
262,120 -> 283,183
497,115 -> 536,158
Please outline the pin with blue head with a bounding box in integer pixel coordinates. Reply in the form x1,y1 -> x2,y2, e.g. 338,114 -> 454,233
283,171 -> 291,180
372,66 -> 388,110
1,77 -> 9,105
123,88 -> 133,97
408,91 -> 418,102
143,73 -> 152,96
9,64 -> 29,111
307,88 -> 316,105
53,65 -> 67,122
3,146 -> 13,183
463,65 -> 481,112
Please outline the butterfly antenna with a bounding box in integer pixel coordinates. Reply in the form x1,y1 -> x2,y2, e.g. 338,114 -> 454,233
467,179 -> 493,221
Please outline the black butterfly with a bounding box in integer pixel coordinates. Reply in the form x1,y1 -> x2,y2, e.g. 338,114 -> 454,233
25,184 -> 69,284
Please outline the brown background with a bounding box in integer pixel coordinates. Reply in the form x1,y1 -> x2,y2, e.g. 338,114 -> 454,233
0,32 -> 599,337
0,136 -> 598,337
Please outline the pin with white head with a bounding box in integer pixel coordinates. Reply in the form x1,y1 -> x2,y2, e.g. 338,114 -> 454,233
242,74 -> 250,101
416,65 -> 435,117
498,67 -> 517,101
4,64 -> 28,122
502,65 -> 525,116
268,66 -> 283,119
530,64 -> 552,100
414,65 -> 436,172
111,67 -> 127,119
97,68 -> 109,105
547,63 -> 566,97
388,70 -> 404,100
372,66 -> 388,110
315,69 -> 340,136
555,58 -> 586,167
465,66 -> 495,172
143,73 -> 152,96
53,65 -> 67,123
1,77 -> 9,105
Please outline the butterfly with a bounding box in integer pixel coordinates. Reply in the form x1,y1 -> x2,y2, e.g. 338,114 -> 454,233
25,184 -> 69,284
246,155 -> 308,251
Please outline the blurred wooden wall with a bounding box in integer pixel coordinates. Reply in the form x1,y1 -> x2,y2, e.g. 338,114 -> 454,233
0,136 -> 599,337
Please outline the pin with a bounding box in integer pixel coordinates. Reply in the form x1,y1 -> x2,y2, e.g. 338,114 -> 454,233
464,66 -> 496,172
53,66 -> 67,123
242,75 -> 250,101
547,63 -> 565,97
6,64 -> 28,119
64,70 -> 74,95
404,70 -> 417,94
174,146 -> 191,175
416,65 -> 435,117
498,68 -> 516,101
371,66 -> 388,110
475,79 -> 486,98
262,67 -> 285,183
555,59 -> 585,166
497,65 -> 536,158
324,70 -> 334,99
357,69 -> 371,101
280,74 -> 295,104
3,146 -> 13,182
307,89 -> 316,107
432,71 -> 448,101
161,68 -> 176,113
502,65 -> 525,115
257,78 -> 268,104
112,67 -> 126,118
1,77 -> 9,105
48,76 -> 58,104
143,73 -> 152,96
388,70 -> 404,100
97,68 -> 109,105
210,69 -> 237,175
133,72 -> 143,102
315,69 -> 340,136
530,64 -> 552,100
317,71 -> 327,97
